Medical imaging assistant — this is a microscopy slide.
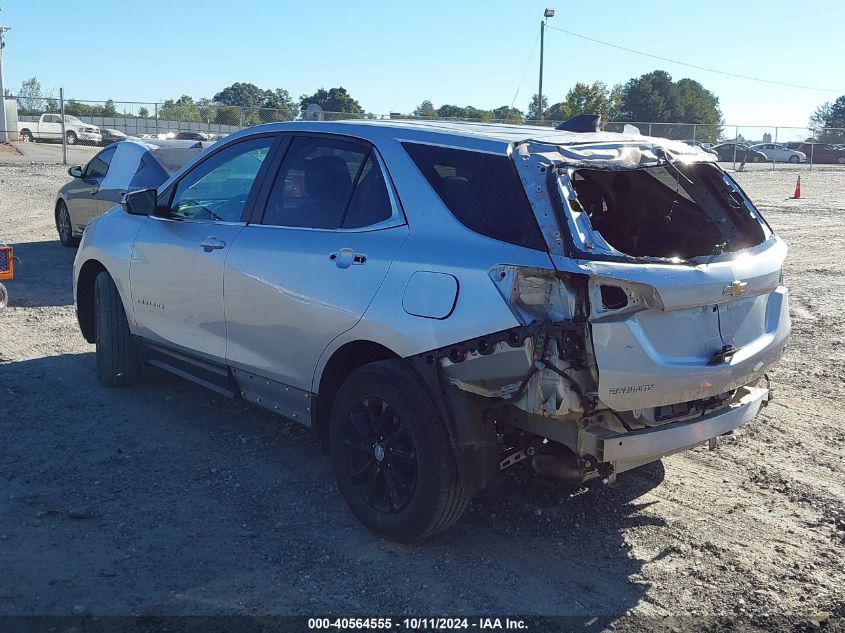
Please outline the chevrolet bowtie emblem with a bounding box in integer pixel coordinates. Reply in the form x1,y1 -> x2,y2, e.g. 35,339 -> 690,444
723,280 -> 748,297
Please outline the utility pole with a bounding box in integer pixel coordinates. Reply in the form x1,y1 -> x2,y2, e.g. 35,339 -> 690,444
537,8 -> 554,122
0,8 -> 10,142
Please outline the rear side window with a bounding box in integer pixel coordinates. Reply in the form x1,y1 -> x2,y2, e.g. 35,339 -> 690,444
402,143 -> 546,250
262,136 -> 395,230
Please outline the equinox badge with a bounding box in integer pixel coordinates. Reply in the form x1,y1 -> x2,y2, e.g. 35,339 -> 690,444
723,280 -> 748,297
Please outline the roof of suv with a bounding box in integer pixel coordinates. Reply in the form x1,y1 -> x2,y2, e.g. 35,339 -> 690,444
238,119 -> 661,153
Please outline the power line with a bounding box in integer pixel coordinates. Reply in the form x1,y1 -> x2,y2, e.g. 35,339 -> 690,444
545,24 -> 844,94
509,29 -> 541,115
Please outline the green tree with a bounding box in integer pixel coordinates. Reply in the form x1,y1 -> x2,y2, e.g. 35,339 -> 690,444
436,104 -> 467,119
810,96 -> 845,142
464,106 -> 494,121
262,88 -> 298,121
299,87 -> 364,115
413,100 -> 438,118
213,82 -> 268,108
619,70 -> 722,141
138,107 -> 150,119
18,77 -> 44,114
102,99 -> 118,118
526,94 -> 548,121
213,82 -> 297,123
159,95 -> 202,122
492,105 -> 524,123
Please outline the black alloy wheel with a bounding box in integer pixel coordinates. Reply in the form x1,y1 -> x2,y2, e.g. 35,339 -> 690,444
342,394 -> 418,514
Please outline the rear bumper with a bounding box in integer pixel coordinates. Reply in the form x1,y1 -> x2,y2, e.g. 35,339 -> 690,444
582,385 -> 768,473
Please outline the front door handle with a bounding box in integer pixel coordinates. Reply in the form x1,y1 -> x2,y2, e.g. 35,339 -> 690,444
329,248 -> 367,268
200,237 -> 226,252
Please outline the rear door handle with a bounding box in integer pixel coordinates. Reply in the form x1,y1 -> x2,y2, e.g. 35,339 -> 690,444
329,248 -> 367,268
200,237 -> 226,252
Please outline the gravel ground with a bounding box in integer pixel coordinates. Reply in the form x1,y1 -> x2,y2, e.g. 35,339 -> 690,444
0,161 -> 843,631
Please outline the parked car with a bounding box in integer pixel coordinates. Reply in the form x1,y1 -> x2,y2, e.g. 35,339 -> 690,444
18,113 -> 102,145
56,139 -> 207,246
73,121 -> 789,541
174,131 -> 212,141
749,143 -> 806,163
100,128 -> 132,145
682,140 -> 718,156
711,143 -> 768,163
787,143 -> 845,164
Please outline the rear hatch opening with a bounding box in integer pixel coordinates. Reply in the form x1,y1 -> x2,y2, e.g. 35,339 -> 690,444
568,162 -> 769,262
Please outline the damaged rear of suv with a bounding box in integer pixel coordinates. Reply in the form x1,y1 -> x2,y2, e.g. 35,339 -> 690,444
363,127 -> 789,539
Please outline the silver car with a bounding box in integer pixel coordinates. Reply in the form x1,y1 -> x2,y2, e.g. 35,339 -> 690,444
73,121 -> 790,541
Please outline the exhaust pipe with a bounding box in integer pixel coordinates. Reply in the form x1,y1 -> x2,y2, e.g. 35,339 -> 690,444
531,454 -> 585,483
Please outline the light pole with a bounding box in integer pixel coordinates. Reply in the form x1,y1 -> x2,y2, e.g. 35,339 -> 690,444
0,9 -> 10,143
538,7 -> 554,122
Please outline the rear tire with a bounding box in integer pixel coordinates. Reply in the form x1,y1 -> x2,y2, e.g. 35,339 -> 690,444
56,201 -> 79,247
329,359 -> 468,542
0,283 -> 7,309
20,129 -> 33,142
94,272 -> 140,387
66,131 -> 77,145
838,156 -> 845,165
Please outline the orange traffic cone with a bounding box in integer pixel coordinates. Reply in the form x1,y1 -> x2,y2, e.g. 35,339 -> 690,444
791,175 -> 801,199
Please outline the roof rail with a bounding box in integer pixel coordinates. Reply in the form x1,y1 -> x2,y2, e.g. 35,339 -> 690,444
555,114 -> 600,133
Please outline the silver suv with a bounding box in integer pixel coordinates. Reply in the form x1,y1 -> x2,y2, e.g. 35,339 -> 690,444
73,121 -> 790,541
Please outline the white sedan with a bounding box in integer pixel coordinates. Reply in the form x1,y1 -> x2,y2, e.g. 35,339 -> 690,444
751,143 -> 807,163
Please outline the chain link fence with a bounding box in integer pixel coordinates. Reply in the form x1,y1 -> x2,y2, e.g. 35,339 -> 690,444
3,94 -> 845,169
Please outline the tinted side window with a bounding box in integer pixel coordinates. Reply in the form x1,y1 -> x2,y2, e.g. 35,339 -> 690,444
86,146 -> 117,179
402,143 -> 545,250
343,153 -> 393,228
168,136 -> 273,222
262,136 -> 369,229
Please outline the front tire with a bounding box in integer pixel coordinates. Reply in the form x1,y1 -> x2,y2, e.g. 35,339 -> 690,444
329,360 -> 468,542
789,155 -> 800,164
751,155 -> 762,163
0,283 -> 7,309
56,201 -> 79,247
95,272 -> 140,387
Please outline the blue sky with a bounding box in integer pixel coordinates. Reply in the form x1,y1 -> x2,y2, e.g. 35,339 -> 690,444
2,0 -> 843,130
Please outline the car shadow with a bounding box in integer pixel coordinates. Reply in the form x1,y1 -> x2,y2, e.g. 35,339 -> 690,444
2,239 -> 76,307
3,352 -> 663,620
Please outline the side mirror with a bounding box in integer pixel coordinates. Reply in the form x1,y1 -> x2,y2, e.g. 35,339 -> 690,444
123,188 -> 158,216
68,165 -> 83,178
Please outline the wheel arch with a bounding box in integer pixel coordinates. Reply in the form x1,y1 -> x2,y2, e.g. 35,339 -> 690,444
76,259 -> 109,343
313,340 -> 400,446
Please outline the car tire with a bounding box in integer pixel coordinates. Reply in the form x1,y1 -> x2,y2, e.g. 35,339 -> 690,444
329,359 -> 469,542
838,156 -> 845,165
751,155 -> 761,163
55,201 -> 80,247
789,155 -> 800,164
66,131 -> 77,145
95,271 -> 141,387
0,282 -> 7,309
20,129 -> 33,142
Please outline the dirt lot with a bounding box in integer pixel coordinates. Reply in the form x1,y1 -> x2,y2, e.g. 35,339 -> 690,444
0,159 -> 843,630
